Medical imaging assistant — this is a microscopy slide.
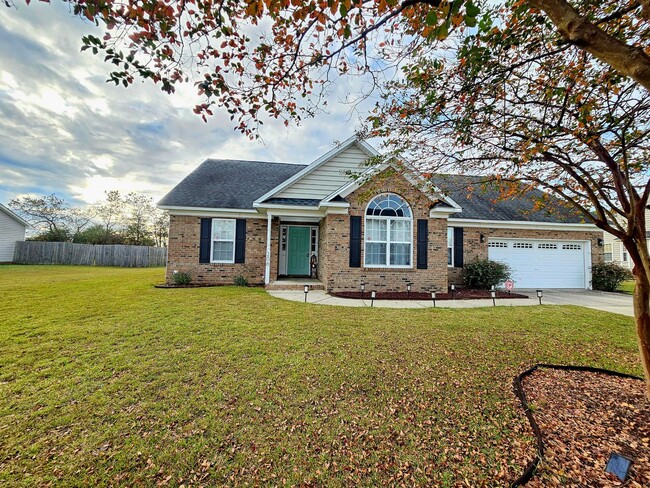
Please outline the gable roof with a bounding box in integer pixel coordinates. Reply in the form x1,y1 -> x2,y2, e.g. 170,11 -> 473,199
158,159 -> 306,210
324,162 -> 462,213
254,137 -> 379,204
0,203 -> 30,227
429,174 -> 584,223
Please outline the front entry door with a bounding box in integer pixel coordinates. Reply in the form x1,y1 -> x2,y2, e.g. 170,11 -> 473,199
287,226 -> 311,275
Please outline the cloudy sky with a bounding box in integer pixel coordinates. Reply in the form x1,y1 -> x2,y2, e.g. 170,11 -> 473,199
0,2 -> 377,208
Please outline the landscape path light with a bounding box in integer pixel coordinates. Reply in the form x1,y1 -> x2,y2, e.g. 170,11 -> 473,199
304,284 -> 309,303
431,291 -> 436,308
605,452 -> 632,482
406,283 -> 411,298
491,289 -> 496,307
451,284 -> 456,299
371,290 -> 376,307
536,289 -> 543,305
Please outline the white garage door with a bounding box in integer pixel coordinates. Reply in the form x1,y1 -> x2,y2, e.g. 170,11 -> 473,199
488,239 -> 588,288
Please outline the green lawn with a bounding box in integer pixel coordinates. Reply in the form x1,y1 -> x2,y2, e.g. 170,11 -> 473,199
0,266 -> 641,486
618,280 -> 635,295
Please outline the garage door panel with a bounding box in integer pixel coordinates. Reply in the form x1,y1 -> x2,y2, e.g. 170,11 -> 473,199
488,239 -> 586,288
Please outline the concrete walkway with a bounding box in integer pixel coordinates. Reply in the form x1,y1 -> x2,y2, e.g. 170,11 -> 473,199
267,288 -> 634,316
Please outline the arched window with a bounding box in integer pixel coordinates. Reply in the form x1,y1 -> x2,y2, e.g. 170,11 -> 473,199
364,194 -> 412,267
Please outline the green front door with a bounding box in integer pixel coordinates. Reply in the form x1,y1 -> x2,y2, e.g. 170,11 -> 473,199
287,226 -> 311,275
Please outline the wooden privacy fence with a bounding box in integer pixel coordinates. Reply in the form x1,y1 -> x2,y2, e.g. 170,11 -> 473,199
13,241 -> 167,267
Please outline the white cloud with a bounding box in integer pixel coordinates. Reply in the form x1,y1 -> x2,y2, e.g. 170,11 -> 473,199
70,174 -> 162,204
0,1 -> 380,209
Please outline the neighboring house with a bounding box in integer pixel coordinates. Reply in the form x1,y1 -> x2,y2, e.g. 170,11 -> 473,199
0,204 -> 28,263
602,210 -> 650,269
159,137 -> 602,291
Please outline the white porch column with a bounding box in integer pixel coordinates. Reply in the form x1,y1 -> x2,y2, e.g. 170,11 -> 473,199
264,213 -> 273,284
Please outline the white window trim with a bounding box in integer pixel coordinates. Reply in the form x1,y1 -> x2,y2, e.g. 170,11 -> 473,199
210,218 -> 236,264
447,227 -> 454,268
363,194 -> 413,269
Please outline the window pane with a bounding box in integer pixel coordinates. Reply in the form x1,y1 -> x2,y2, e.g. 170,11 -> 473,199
366,194 -> 411,217
390,220 -> 411,242
390,243 -> 411,266
365,242 -> 386,265
213,241 -> 234,262
448,247 -> 453,266
213,220 -> 235,240
365,219 -> 387,242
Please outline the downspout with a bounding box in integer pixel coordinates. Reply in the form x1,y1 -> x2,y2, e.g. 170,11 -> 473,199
264,213 -> 272,285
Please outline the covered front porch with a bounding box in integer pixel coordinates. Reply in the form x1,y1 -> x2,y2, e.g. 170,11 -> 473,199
258,202 -> 346,287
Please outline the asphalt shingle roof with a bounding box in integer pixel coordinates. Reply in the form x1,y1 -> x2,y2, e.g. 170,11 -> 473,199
158,159 -> 306,210
264,198 -> 321,207
160,160 -> 585,225
430,174 -> 585,223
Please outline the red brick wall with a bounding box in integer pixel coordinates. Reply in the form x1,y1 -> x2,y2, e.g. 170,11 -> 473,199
319,168 -> 449,293
166,215 -> 278,285
447,226 -> 603,285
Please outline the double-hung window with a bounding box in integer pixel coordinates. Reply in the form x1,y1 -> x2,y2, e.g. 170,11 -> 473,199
447,227 -> 454,266
364,194 -> 412,267
211,219 -> 236,263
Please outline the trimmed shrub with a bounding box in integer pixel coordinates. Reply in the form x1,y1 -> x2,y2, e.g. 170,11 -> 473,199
172,271 -> 192,286
462,259 -> 512,290
591,262 -> 632,292
233,274 -> 249,287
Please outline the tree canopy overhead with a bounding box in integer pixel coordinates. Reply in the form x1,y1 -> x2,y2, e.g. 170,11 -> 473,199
12,0 -> 650,134
366,1 -> 650,392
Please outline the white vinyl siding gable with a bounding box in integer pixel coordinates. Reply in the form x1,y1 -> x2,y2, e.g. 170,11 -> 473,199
0,211 -> 26,262
275,145 -> 370,200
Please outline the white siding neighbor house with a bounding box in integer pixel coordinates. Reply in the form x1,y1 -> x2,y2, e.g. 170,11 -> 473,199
0,204 -> 29,263
603,211 -> 650,269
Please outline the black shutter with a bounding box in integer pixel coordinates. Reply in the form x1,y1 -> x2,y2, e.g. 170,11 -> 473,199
235,219 -> 246,264
349,216 -> 362,268
416,219 -> 428,269
199,218 -> 212,263
453,227 -> 464,268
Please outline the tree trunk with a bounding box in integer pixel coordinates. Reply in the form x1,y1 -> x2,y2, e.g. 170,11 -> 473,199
633,270 -> 650,398
530,0 -> 650,92
624,210 -> 650,397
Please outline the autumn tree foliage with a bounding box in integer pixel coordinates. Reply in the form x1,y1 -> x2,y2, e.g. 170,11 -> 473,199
10,0 -> 648,133
367,2 -> 650,393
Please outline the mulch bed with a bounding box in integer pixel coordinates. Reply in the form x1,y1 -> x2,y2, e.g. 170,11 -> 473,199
331,290 -> 528,300
520,367 -> 649,487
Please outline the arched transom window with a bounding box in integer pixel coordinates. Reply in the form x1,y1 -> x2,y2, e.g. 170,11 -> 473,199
364,193 -> 412,267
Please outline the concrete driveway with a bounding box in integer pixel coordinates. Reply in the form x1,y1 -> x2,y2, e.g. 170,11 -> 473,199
268,288 -> 634,316
518,289 -> 634,317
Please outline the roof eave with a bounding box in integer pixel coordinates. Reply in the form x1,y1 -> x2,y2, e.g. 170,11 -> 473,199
0,204 -> 30,227
447,217 -> 598,231
253,202 -> 321,210
159,205 -> 258,213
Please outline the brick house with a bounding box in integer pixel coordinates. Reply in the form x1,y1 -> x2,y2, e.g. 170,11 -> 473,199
159,137 -> 602,291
